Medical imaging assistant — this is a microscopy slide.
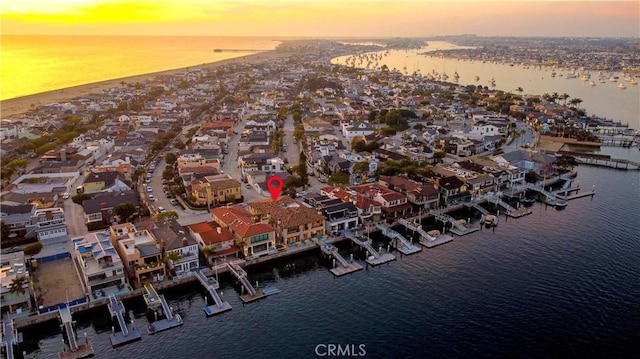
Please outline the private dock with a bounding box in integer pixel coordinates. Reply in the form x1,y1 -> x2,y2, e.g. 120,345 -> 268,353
193,270 -> 233,316
58,305 -> 94,359
376,224 -> 422,255
226,262 -> 266,303
397,218 -> 454,248
431,209 -> 479,236
107,295 -> 141,347
486,194 -> 532,218
319,242 -> 363,277
343,230 -> 396,266
558,150 -> 640,170
1,314 -> 22,359
143,284 -> 183,335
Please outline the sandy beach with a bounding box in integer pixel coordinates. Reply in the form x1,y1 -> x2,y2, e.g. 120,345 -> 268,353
0,49 -> 289,118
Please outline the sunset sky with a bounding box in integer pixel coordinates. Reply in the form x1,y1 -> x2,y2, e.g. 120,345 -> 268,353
1,0 -> 638,38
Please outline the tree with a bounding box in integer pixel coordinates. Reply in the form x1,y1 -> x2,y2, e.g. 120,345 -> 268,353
72,193 -> 91,204
328,172 -> 350,185
352,161 -> 370,176
174,140 -> 186,150
155,211 -> 179,222
1,221 -> 10,242
114,202 -> 137,223
165,152 -> 177,165
9,276 -> 28,298
23,242 -> 43,257
297,151 -> 309,186
293,128 -> 305,142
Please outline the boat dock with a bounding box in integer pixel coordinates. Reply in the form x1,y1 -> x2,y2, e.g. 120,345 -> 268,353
226,262 -> 266,303
376,224 -> 422,255
107,295 -> 141,347
58,305 -> 94,359
143,284 -> 183,335
1,314 -> 22,359
431,209 -> 479,236
319,242 -> 363,277
558,150 -> 640,170
193,270 -> 233,316
397,219 -> 454,248
343,230 -> 396,266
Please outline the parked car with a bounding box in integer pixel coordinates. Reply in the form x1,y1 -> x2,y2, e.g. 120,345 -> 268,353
318,177 -> 327,183
147,187 -> 153,192
245,183 -> 252,189
157,206 -> 166,213
161,179 -> 168,185
148,194 -> 155,201
62,192 -> 70,199
170,199 -> 179,206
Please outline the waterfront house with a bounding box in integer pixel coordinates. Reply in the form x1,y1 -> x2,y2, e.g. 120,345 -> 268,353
435,176 -> 467,204
109,223 -> 165,287
501,149 -> 556,177
349,182 -> 412,219
247,197 -> 326,246
150,219 -> 199,277
379,175 -> 440,210
209,205 -> 276,258
0,251 -> 31,313
189,174 -> 242,207
72,231 -> 127,299
185,221 -> 239,264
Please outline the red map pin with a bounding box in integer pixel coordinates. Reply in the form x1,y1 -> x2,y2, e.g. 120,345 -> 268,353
266,176 -> 283,201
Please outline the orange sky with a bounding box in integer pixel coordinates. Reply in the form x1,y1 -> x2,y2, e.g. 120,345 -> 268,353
1,1 -> 638,37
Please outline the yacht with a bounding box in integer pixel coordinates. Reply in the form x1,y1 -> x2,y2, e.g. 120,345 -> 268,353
588,80 -> 596,87
618,83 -> 627,89
629,78 -> 638,85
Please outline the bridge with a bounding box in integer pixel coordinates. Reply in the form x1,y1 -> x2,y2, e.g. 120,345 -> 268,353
376,224 -> 421,255
107,295 -> 141,346
343,230 -> 395,266
226,262 -> 266,303
319,242 -> 363,276
194,270 -> 232,316
58,305 -> 94,359
398,219 -> 454,248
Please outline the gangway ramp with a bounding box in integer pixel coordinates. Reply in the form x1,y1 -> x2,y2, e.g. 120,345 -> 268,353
194,270 -> 232,316
472,203 -> 490,215
107,295 -> 141,346
58,305 -> 94,359
430,210 -> 479,236
319,242 -> 363,277
1,315 -> 22,359
226,263 -> 266,303
377,224 -> 421,255
398,219 -> 454,248
343,230 -> 395,266
144,284 -> 183,335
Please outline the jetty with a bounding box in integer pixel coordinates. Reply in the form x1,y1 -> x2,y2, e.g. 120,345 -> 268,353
226,262 -> 266,303
343,230 -> 396,266
376,224 -> 422,255
1,314 -> 22,359
58,305 -> 94,359
397,218 -> 454,248
143,284 -> 183,335
193,270 -> 232,316
319,242 -> 363,276
430,209 -> 479,236
107,295 -> 141,347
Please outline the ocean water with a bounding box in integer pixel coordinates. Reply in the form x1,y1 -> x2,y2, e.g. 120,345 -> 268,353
19,160 -> 640,358
0,35 -> 280,100
332,41 -> 640,130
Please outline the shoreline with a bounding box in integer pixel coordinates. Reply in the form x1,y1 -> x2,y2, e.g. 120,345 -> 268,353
0,49 -> 289,118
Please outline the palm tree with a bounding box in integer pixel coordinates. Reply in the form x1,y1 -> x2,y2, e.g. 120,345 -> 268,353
559,93 -> 570,106
9,276 -> 29,312
569,98 -> 583,110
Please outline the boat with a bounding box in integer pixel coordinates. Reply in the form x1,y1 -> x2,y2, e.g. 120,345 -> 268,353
483,214 -> 498,228
520,197 -> 536,206
554,200 -> 568,210
629,78 -> 638,85
213,49 -> 222,53
618,83 -> 627,89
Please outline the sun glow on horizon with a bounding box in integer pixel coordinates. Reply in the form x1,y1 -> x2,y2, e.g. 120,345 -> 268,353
1,0 -> 638,37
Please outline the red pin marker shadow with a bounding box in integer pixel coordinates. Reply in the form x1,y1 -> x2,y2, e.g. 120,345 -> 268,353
266,176 -> 283,201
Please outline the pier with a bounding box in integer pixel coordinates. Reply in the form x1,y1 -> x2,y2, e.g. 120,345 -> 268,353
58,305 -> 94,359
193,270 -> 232,316
319,242 -> 363,276
376,224 -> 422,255
558,151 -> 640,170
343,230 -> 396,266
107,295 -> 141,347
143,284 -> 183,335
397,218 -> 454,248
226,262 -> 266,303
1,315 -> 22,359
431,209 -> 479,236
